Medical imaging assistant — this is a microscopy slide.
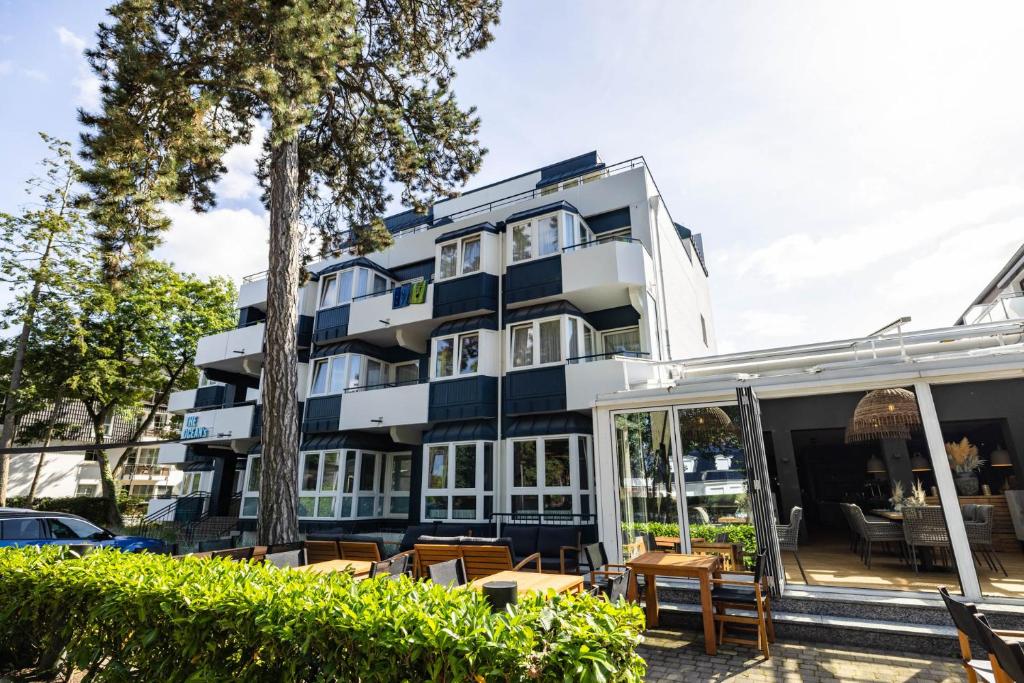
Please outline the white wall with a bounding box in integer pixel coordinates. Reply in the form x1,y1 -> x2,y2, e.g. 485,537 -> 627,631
7,452 -> 88,498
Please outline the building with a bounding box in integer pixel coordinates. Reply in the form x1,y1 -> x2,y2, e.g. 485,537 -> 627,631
7,400 -> 180,500
159,151 -> 715,531
956,241 -> 1024,325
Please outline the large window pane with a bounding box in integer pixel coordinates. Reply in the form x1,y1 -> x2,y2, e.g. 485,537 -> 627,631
483,443 -> 493,492
440,242 -> 458,278
316,497 -> 335,517
512,495 -> 538,513
604,328 -> 641,354
355,268 -> 368,298
338,270 -> 353,304
425,496 -> 447,519
677,406 -> 746,527
614,410 -> 680,555
459,334 -> 479,374
298,497 -> 315,517
539,215 -> 560,255
577,436 -> 590,490
359,453 -> 377,491
391,454 -> 411,492
366,359 -> 384,386
544,438 -> 571,487
310,360 -> 328,395
343,451 -> 356,493
395,362 -> 419,384
301,453 -> 320,491
539,320 -> 561,364
544,494 -> 572,513
462,237 -> 480,273
321,452 -> 339,492
435,338 -> 454,377
373,274 -> 387,294
567,318 -> 579,360
246,459 -> 261,492
512,222 -> 532,262
328,356 -> 347,394
511,325 -> 533,368
346,357 -> 362,388
319,275 -> 337,307
428,446 -> 448,489
452,496 -> 477,519
513,441 -> 537,487
455,444 -> 476,488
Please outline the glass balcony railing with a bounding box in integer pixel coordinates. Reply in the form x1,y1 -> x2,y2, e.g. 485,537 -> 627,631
964,292 -> 1024,325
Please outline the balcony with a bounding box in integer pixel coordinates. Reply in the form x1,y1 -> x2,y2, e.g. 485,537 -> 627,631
177,403 -> 257,446
564,355 -> 655,411
167,388 -> 197,414
157,441 -> 188,465
339,381 -> 430,431
121,463 -> 173,480
346,284 -> 436,348
238,272 -> 267,310
504,238 -> 651,310
195,322 -> 264,375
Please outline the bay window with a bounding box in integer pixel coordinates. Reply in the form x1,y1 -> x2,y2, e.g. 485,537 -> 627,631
385,453 -> 412,516
507,435 -> 594,516
240,458 -> 261,517
508,211 -> 593,263
509,315 -> 600,368
433,332 -> 479,379
317,266 -> 392,308
422,442 -> 494,521
437,235 -> 482,281
602,327 -> 642,355
309,354 -> 390,395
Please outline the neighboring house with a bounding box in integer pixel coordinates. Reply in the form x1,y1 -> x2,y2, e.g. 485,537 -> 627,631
7,400 -> 181,500
160,151 -> 715,531
956,241 -> 1024,325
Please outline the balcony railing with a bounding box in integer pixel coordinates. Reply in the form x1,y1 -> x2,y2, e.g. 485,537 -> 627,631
122,463 -> 172,478
567,351 -> 650,364
342,377 -> 427,393
561,236 -> 642,253
964,292 -> 1024,325
351,275 -> 433,303
242,270 -> 268,284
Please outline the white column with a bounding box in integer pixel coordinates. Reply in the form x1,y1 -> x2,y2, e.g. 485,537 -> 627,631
592,406 -> 624,562
914,382 -> 982,599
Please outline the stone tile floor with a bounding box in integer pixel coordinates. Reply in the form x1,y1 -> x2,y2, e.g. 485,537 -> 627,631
640,629 -> 965,682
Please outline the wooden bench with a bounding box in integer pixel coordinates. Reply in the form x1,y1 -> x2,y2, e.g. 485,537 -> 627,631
415,543 -> 542,581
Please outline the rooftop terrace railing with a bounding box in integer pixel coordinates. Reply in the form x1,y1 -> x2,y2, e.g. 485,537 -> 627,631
963,291 -> 1024,325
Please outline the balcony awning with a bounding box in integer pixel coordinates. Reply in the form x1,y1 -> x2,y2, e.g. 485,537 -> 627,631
310,340 -> 420,364
423,419 -> 497,443
249,430 -> 405,454
430,314 -> 498,338
311,256 -> 397,282
435,222 -> 500,244
585,206 -> 631,234
503,412 -> 593,438
503,300 -> 584,327
504,200 -> 580,225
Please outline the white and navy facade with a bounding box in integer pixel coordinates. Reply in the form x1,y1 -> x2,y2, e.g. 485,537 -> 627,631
159,152 -> 715,533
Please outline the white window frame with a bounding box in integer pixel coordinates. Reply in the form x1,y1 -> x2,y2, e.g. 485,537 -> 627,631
506,435 -> 593,516
436,235 -> 482,281
601,326 -> 643,357
421,441 -> 494,522
393,360 -> 420,385
317,267 -> 393,309
508,314 -> 596,370
432,331 -> 480,379
241,460 -> 260,517
297,450 -> 342,519
508,211 -> 592,264
384,452 -> 413,518
308,353 -> 389,396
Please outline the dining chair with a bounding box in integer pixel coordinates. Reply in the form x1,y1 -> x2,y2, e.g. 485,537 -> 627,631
902,506 -> 951,574
775,506 -> 807,583
582,542 -> 632,597
303,540 -> 341,565
369,558 -> 393,578
590,567 -> 632,601
849,504 -> 903,569
428,558 -> 467,587
966,505 -> 1008,577
710,550 -> 775,659
939,586 -> 999,683
972,613 -> 1024,683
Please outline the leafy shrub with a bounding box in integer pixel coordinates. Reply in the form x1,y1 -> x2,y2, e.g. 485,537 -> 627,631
7,492 -> 148,526
0,546 -> 647,682
622,522 -> 758,569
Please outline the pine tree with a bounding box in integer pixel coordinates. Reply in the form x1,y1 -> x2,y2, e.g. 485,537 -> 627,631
78,0 -> 500,543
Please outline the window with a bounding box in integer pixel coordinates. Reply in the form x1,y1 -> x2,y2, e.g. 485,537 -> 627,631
241,458 -> 260,517
509,211 -> 592,263
131,484 -> 155,497
49,517 -> 101,540
510,324 -> 533,368
422,442 -> 493,521
433,332 -> 479,379
335,450 -> 383,519
538,320 -> 561,364
539,215 -> 560,256
437,235 -> 483,280
338,270 -> 353,304
512,221 -> 533,262
386,453 -> 412,516
310,359 -> 329,394
508,436 -> 593,516
602,327 -> 642,355
299,450 -> 339,518
309,354 -> 386,394
320,275 -> 338,307
317,267 -> 390,308
75,484 -> 98,497
508,316 -> 584,368
394,362 -> 419,385
182,472 -> 203,495
0,518 -> 43,541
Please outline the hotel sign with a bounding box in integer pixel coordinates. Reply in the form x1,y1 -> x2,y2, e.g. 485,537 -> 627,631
181,414 -> 210,440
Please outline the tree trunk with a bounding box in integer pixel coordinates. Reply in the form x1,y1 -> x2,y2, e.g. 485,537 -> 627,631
91,413 -> 122,527
257,136 -> 302,545
111,364 -> 184,476
28,396 -> 64,503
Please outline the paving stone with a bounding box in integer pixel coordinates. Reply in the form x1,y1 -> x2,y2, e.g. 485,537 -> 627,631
638,629 -> 964,682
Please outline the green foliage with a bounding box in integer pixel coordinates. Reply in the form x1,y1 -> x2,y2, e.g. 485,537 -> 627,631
623,522 -> 758,569
7,493 -> 149,527
0,546 -> 646,682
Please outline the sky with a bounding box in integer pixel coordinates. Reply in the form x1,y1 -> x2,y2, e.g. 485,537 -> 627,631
1,1 -> 1023,354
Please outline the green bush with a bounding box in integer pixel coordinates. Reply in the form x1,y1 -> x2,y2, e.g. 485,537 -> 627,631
0,546 -> 647,682
7,492 -> 148,526
622,522 -> 758,569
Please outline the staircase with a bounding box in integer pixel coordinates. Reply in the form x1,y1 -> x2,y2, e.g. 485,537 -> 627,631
133,492 -> 241,552
177,494 -> 242,548
655,581 -> 1024,657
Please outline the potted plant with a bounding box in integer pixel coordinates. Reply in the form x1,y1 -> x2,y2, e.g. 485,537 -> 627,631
905,480 -> 928,508
946,437 -> 985,495
889,480 -> 906,511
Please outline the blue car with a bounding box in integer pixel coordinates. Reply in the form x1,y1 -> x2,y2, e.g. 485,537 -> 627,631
0,508 -> 167,553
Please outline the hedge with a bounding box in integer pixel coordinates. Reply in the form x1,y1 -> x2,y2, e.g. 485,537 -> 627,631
0,546 -> 647,682
7,493 -> 149,526
623,522 -> 758,568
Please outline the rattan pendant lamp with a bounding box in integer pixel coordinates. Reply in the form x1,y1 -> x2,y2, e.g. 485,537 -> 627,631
844,387 -> 921,444
678,406 -> 734,439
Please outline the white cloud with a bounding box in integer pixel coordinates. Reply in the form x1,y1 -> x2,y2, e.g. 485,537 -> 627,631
56,26 -> 101,110
215,122 -> 266,201
20,68 -> 48,82
154,203 -> 269,286
56,27 -> 86,52
0,61 -> 11,76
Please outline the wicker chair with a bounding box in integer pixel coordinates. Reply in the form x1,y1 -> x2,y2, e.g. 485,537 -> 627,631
850,505 -> 904,569
902,506 -> 952,574
966,505 -> 1008,577
776,506 -> 807,583
839,503 -> 861,553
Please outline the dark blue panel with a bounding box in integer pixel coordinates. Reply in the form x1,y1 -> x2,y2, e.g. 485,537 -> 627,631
300,430 -> 402,451
391,258 -> 435,282
538,151 -> 602,185
586,305 -> 641,331
193,385 -> 225,409
433,273 -> 499,317
237,306 -> 266,327
311,340 -> 421,364
504,256 -> 562,305
435,222 -> 500,243
251,404 -> 261,438
428,376 -> 498,422
313,304 -> 350,343
203,368 -> 259,389
383,207 -> 432,234
504,412 -> 591,437
585,207 -> 631,234
504,300 -> 582,326
430,314 -> 498,338
296,315 -> 314,347
503,366 -> 567,416
423,419 -> 498,443
302,395 -> 342,433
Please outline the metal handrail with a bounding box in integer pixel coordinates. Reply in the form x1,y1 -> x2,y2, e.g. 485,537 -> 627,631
140,490 -> 209,525
342,377 -> 427,393
561,236 -> 642,252
567,351 -> 650,364
242,270 -> 268,283
350,276 -> 432,302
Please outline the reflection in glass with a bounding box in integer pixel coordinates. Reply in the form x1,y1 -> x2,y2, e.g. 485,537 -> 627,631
677,406 -> 746,526
514,441 -> 537,487
614,410 -> 679,553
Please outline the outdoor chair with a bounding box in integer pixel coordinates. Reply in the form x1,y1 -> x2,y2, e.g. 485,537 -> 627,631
623,535 -> 649,559
459,543 -> 541,580
966,505 -> 1008,577
775,506 -> 807,583
939,586 -> 1001,683
590,567 -> 631,602
711,550 -> 775,659
690,541 -> 742,572
973,613 -> 1024,683
387,552 -> 411,578
369,558 -> 394,578
303,540 -> 341,565
902,506 -> 952,574
339,540 -> 382,562
428,558 -> 467,587
414,543 -> 463,577
850,504 -> 903,569
582,542 -> 635,596
211,546 -> 254,562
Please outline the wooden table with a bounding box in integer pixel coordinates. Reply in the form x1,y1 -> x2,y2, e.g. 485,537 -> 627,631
626,552 -> 722,655
655,535 -> 681,551
869,509 -> 903,521
468,570 -> 584,595
294,559 -> 374,577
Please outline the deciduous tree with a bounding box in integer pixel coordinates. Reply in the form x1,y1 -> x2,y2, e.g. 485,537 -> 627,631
79,0 -> 500,542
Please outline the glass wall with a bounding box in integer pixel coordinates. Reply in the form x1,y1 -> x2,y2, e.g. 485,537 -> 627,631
613,410 -> 682,555
677,406 -> 748,528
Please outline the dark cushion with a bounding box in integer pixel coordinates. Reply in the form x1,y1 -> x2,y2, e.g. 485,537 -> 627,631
399,523 -> 438,551
711,583 -> 757,604
457,523 -> 497,537
536,526 -> 579,560
503,525 -> 539,558
459,536 -> 514,554
414,535 -> 465,545
341,534 -> 387,559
